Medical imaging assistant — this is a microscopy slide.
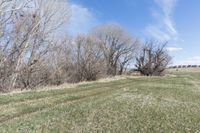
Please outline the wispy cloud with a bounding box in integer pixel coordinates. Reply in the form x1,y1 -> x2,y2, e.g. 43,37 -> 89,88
145,0 -> 178,41
167,47 -> 183,52
66,4 -> 99,36
146,25 -> 171,41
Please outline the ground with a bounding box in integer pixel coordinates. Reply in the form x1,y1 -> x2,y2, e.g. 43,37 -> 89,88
1,68 -> 200,132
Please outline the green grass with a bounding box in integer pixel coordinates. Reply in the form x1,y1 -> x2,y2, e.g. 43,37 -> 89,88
1,70 -> 200,132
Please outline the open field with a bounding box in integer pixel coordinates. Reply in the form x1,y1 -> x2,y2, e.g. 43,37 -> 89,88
1,69 -> 200,132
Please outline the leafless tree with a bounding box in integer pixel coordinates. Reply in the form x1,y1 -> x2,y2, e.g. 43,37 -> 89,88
0,0 -> 70,91
0,0 -> 31,91
45,37 -> 73,85
92,24 -> 139,76
135,41 -> 171,76
72,34 -> 103,82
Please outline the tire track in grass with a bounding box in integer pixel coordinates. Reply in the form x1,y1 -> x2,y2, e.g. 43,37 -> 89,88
0,82 -> 132,124
0,83 -> 117,110
0,90 -> 123,132
0,90 -> 107,124
0,86 -> 113,122
0,79 -> 133,107
0,88 -> 120,124
0,80 -> 134,121
0,84 -> 104,105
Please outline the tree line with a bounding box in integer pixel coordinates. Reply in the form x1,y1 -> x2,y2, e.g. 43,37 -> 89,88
0,0 -> 171,92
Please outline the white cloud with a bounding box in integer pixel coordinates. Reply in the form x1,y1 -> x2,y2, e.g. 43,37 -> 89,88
145,0 -> 178,41
67,4 -> 99,36
174,56 -> 200,65
167,47 -> 183,52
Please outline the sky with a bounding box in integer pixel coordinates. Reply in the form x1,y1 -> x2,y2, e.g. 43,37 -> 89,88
67,0 -> 200,65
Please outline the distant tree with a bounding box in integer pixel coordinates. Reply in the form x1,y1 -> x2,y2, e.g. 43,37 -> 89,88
135,41 -> 171,76
192,65 -> 197,68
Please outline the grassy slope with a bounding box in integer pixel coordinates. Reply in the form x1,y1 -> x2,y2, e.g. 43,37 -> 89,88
1,69 -> 200,132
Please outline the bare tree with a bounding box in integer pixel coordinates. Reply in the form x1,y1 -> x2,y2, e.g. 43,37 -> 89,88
72,34 -> 103,82
0,0 -> 71,91
0,0 -> 32,91
135,41 -> 171,76
45,37 -> 73,85
92,24 -> 139,76
118,52 -> 134,75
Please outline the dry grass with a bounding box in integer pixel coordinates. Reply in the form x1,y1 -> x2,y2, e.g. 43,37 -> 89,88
0,75 -> 133,96
167,67 -> 200,73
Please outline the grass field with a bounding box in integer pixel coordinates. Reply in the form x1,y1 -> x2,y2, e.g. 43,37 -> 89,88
1,69 -> 200,132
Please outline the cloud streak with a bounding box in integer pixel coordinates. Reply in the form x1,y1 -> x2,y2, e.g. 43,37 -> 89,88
146,0 -> 178,41
167,47 -> 183,52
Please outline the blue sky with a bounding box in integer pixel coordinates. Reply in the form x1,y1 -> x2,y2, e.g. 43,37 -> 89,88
67,0 -> 200,65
